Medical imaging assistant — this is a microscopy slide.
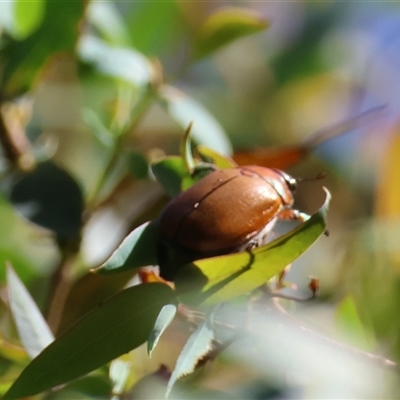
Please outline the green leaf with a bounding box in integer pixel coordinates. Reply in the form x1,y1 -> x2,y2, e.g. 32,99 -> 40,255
0,193 -> 57,284
0,0 -> 85,97
180,122 -> 196,174
151,156 -> 215,197
194,7 -> 270,59
78,35 -> 152,88
336,295 -> 375,350
196,145 -> 237,169
158,85 -> 232,156
6,264 -> 54,359
0,0 -> 44,39
9,161 -> 84,242
82,108 -> 115,148
151,156 -> 190,198
3,283 -> 176,400
50,374 -> 112,399
94,220 -> 159,274
109,360 -> 131,396
14,0 -> 45,39
87,2 -> 131,46
126,150 -> 149,180
147,304 -> 177,358
166,317 -> 214,398
126,0 -> 185,57
176,188 -> 330,305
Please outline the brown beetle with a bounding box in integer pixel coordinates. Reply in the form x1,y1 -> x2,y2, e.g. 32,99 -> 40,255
157,165 -> 308,280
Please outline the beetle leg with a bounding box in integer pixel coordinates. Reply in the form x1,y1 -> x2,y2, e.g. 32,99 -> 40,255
245,239 -> 259,251
278,209 -> 310,222
279,209 -> 329,236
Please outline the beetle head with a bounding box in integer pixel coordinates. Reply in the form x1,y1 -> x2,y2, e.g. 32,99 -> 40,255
271,168 -> 297,192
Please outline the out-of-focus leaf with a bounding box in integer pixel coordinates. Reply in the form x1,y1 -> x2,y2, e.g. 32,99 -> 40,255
158,85 -> 232,156
9,161 -> 84,242
1,0 -> 43,38
78,35 -> 152,88
87,2 -> 131,46
0,334 -> 28,364
233,106 -> 386,169
196,145 -> 237,169
0,2 -> 15,35
336,295 -> 375,350
0,0 -> 85,97
14,0 -> 45,39
110,360 -> 131,396
176,189 -> 330,305
148,304 -> 177,357
6,265 -> 54,359
126,150 -> 149,180
270,10 -> 333,86
46,374 -> 112,399
82,108 -> 115,148
0,193 -> 57,283
194,7 -> 269,59
126,0 -> 185,57
3,283 -> 176,400
94,220 -> 159,274
166,317 -> 214,398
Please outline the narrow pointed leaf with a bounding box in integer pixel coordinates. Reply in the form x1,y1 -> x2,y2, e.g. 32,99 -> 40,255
176,188 -> 330,305
87,2 -> 131,46
181,122 -> 195,173
94,220 -> 159,274
82,108 -> 115,148
78,35 -> 152,87
6,264 -> 54,359
158,85 -> 232,156
151,155 -> 220,197
148,304 -> 177,357
166,318 -> 214,398
196,145 -> 237,169
4,283 -> 176,400
110,359 -> 131,395
194,7 -> 270,59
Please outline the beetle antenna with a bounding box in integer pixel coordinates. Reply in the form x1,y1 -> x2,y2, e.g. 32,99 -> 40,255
297,172 -> 326,182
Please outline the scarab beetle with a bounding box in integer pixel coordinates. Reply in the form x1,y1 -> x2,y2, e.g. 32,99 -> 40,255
157,165 -> 308,280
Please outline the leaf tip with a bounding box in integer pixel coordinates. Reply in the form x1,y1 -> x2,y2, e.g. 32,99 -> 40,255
320,186 -> 332,217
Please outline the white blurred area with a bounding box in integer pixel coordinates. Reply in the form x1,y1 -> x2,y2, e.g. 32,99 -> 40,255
127,299 -> 396,400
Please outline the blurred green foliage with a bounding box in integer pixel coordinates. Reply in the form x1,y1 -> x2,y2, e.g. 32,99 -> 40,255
0,0 -> 400,399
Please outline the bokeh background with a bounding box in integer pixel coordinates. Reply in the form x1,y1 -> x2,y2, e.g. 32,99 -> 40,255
1,1 -> 400,398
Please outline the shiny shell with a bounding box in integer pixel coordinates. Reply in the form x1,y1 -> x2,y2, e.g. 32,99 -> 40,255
159,166 -> 294,254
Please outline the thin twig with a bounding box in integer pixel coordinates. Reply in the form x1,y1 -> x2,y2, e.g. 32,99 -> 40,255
271,297 -> 397,369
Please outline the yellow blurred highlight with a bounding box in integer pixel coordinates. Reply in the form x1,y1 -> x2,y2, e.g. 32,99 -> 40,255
376,131 -> 400,218
375,129 -> 400,269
